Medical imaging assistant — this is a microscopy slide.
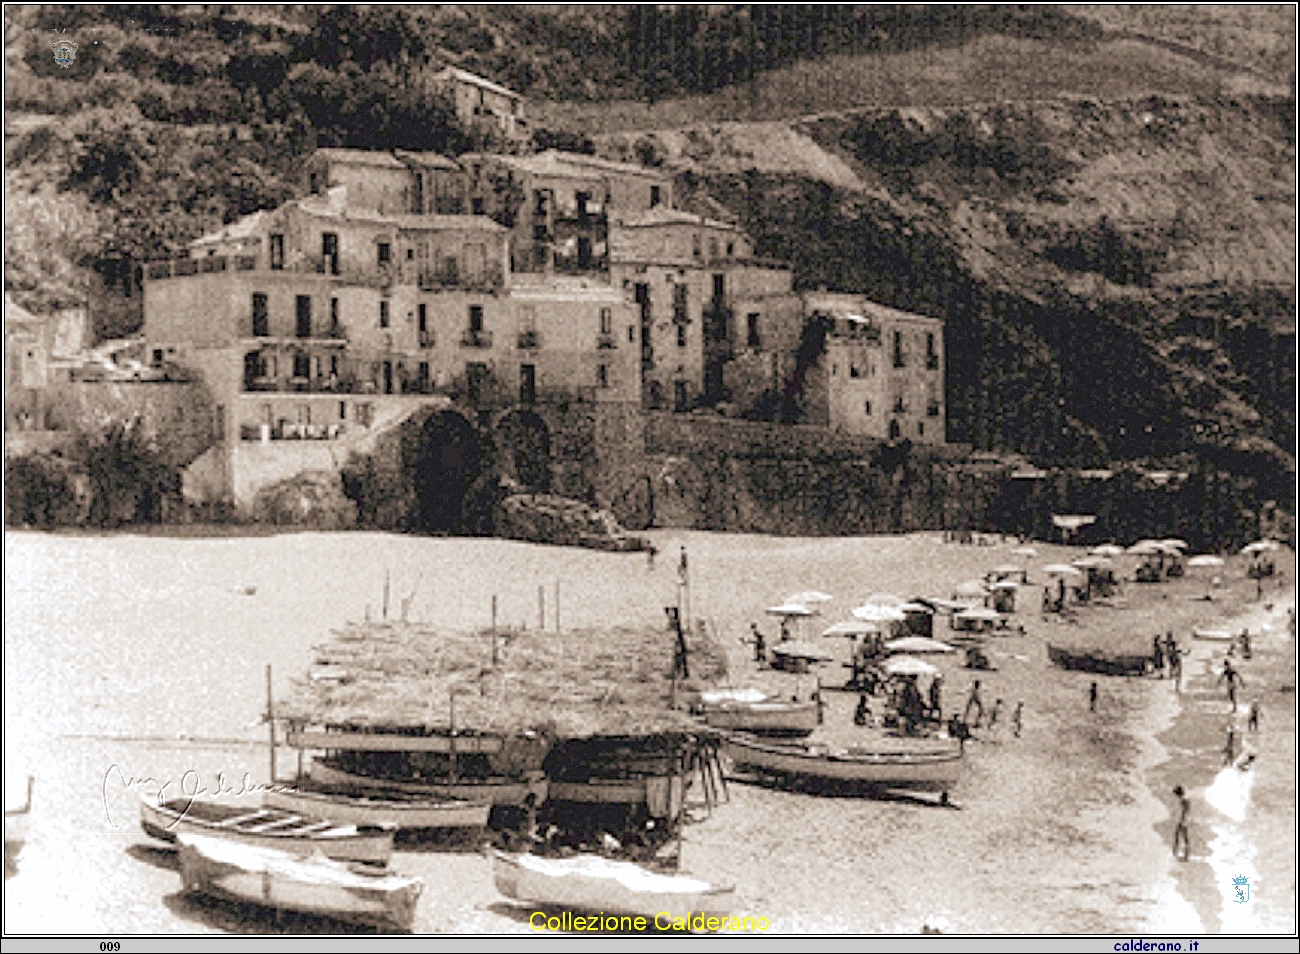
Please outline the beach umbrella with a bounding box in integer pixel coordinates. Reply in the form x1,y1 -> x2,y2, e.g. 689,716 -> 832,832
954,580 -> 988,598
883,655 -> 940,677
769,641 -> 833,662
1011,546 -> 1038,557
852,604 -> 906,622
822,619 -> 877,638
898,602 -> 933,614
1072,555 -> 1111,568
1127,540 -> 1163,555
1090,544 -> 1124,557
922,597 -> 969,613
991,580 -> 1019,590
1241,540 -> 1279,555
1161,539 -> 1189,551
1187,555 -> 1225,568
955,606 -> 1000,621
885,636 -> 955,654
766,603 -> 814,617
786,590 -> 834,605
1043,564 -> 1083,576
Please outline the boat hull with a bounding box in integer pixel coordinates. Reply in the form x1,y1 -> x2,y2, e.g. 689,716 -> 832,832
723,735 -> 963,793
177,833 -> 422,932
309,760 -> 548,807
489,850 -> 735,923
262,788 -> 491,830
1047,645 -> 1150,676
139,796 -> 393,865
702,701 -> 819,736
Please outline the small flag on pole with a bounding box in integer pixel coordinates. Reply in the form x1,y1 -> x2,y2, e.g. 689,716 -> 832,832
678,546 -> 689,585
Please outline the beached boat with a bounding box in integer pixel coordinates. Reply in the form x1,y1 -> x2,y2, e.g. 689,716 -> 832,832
309,759 -> 548,807
1192,629 -> 1234,642
1047,645 -> 1150,676
140,794 -> 394,865
262,787 -> 491,831
547,776 -> 685,819
5,776 -> 34,863
723,734 -> 963,795
176,833 -> 422,932
699,698 -> 820,736
489,849 -> 735,922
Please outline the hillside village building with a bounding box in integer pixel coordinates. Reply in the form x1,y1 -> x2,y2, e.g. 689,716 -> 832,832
142,136 -> 946,511
430,66 -> 529,149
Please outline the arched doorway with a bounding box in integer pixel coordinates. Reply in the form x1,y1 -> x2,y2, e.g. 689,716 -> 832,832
498,410 -> 551,492
415,411 -> 482,533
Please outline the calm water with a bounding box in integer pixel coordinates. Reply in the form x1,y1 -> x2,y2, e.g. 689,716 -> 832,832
4,529 -> 1291,933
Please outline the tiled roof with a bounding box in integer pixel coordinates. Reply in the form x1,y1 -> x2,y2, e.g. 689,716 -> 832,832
434,66 -> 523,101
617,207 -> 741,232
310,148 -> 406,169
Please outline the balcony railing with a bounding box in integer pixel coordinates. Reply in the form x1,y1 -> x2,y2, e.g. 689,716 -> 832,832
596,333 -> 616,349
926,355 -> 940,370
418,331 -> 435,349
461,329 -> 493,348
244,376 -> 359,394
240,422 -> 346,441
517,330 -> 539,349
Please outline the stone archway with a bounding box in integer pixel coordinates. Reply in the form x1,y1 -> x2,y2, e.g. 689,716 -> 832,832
415,410 -> 483,533
497,409 -> 552,492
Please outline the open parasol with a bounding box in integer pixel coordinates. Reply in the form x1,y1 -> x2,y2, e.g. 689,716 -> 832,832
1161,539 -> 1189,551
1043,564 -> 1083,576
1127,540 -> 1163,555
990,580 -> 1019,590
883,655 -> 940,677
852,604 -> 906,622
885,636 -> 955,654
992,564 -> 1024,574
822,619 -> 878,638
1241,540 -> 1279,555
766,603 -> 814,618
1089,544 -> 1124,557
862,593 -> 905,607
1187,554 -> 1225,568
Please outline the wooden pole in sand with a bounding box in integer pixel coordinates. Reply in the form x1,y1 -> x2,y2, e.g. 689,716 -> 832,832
382,569 -> 390,621
538,586 -> 545,631
265,664 -> 277,783
449,690 -> 458,783
555,580 -> 561,631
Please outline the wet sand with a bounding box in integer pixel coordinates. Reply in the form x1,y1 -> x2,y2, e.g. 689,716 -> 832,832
4,529 -> 1294,933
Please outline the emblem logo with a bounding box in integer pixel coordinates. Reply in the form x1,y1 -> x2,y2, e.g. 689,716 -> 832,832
1231,874 -> 1251,904
51,38 -> 78,69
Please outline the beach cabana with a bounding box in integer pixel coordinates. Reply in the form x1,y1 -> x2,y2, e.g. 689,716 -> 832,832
953,607 -> 1000,633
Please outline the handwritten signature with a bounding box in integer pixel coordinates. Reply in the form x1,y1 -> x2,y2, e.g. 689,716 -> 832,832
102,764 -> 295,831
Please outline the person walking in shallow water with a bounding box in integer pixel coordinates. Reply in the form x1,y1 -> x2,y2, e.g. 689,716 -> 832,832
1248,701 -> 1260,733
1223,723 -> 1237,766
1172,786 -> 1190,861
1089,681 -> 1099,712
1218,659 -> 1244,711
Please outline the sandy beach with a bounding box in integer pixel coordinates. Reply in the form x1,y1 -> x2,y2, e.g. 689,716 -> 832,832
3,528 -> 1294,934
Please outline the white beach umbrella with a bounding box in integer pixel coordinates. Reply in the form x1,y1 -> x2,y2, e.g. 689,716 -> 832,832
1043,564 -> 1083,577
1241,540 -> 1280,555
822,619 -> 878,638
991,580 -> 1019,590
885,636 -> 955,654
766,603 -> 814,617
1161,539 -> 1189,550
1090,544 -> 1124,557
852,604 -> 906,622
786,590 -> 834,605
1127,540 -> 1163,555
898,602 -> 934,614
1187,555 -> 1225,568
992,564 -> 1024,575
883,655 -> 940,677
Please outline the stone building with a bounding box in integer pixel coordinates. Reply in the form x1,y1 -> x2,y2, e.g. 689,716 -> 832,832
429,66 -> 529,148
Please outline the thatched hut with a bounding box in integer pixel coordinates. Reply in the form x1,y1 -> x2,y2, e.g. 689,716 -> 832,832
278,619 -> 729,836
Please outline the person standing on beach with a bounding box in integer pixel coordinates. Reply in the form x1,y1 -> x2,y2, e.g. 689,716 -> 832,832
1224,724 -> 1238,766
1239,629 -> 1252,660
989,698 -> 1003,728
1172,786 -> 1191,861
1012,701 -> 1024,738
1089,681 -> 1099,712
749,623 -> 766,664
964,680 -> 984,727
1248,701 -> 1260,732
928,674 -> 943,720
1152,635 -> 1165,677
1218,660 -> 1244,711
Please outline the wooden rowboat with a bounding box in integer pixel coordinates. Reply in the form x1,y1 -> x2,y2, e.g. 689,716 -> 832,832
140,794 -> 393,865
700,699 -> 820,736
177,833 -> 422,932
723,734 -> 963,795
309,759 -> 548,808
1192,629 -> 1235,642
1047,644 -> 1151,676
489,849 -> 735,922
262,787 -> 491,831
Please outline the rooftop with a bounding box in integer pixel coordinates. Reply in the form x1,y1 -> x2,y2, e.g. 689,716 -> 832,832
394,149 -> 462,171
310,148 -> 407,170
618,207 -> 742,232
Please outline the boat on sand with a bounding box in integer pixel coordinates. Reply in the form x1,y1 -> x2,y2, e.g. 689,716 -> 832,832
723,734 -> 963,798
262,787 -> 491,831
308,758 -> 548,808
1047,644 -> 1150,676
176,833 -> 423,932
699,697 -> 820,736
489,849 -> 735,922
140,794 -> 393,865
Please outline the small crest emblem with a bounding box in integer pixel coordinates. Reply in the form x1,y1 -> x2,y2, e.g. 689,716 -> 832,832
51,38 -> 78,69
1231,874 -> 1251,903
